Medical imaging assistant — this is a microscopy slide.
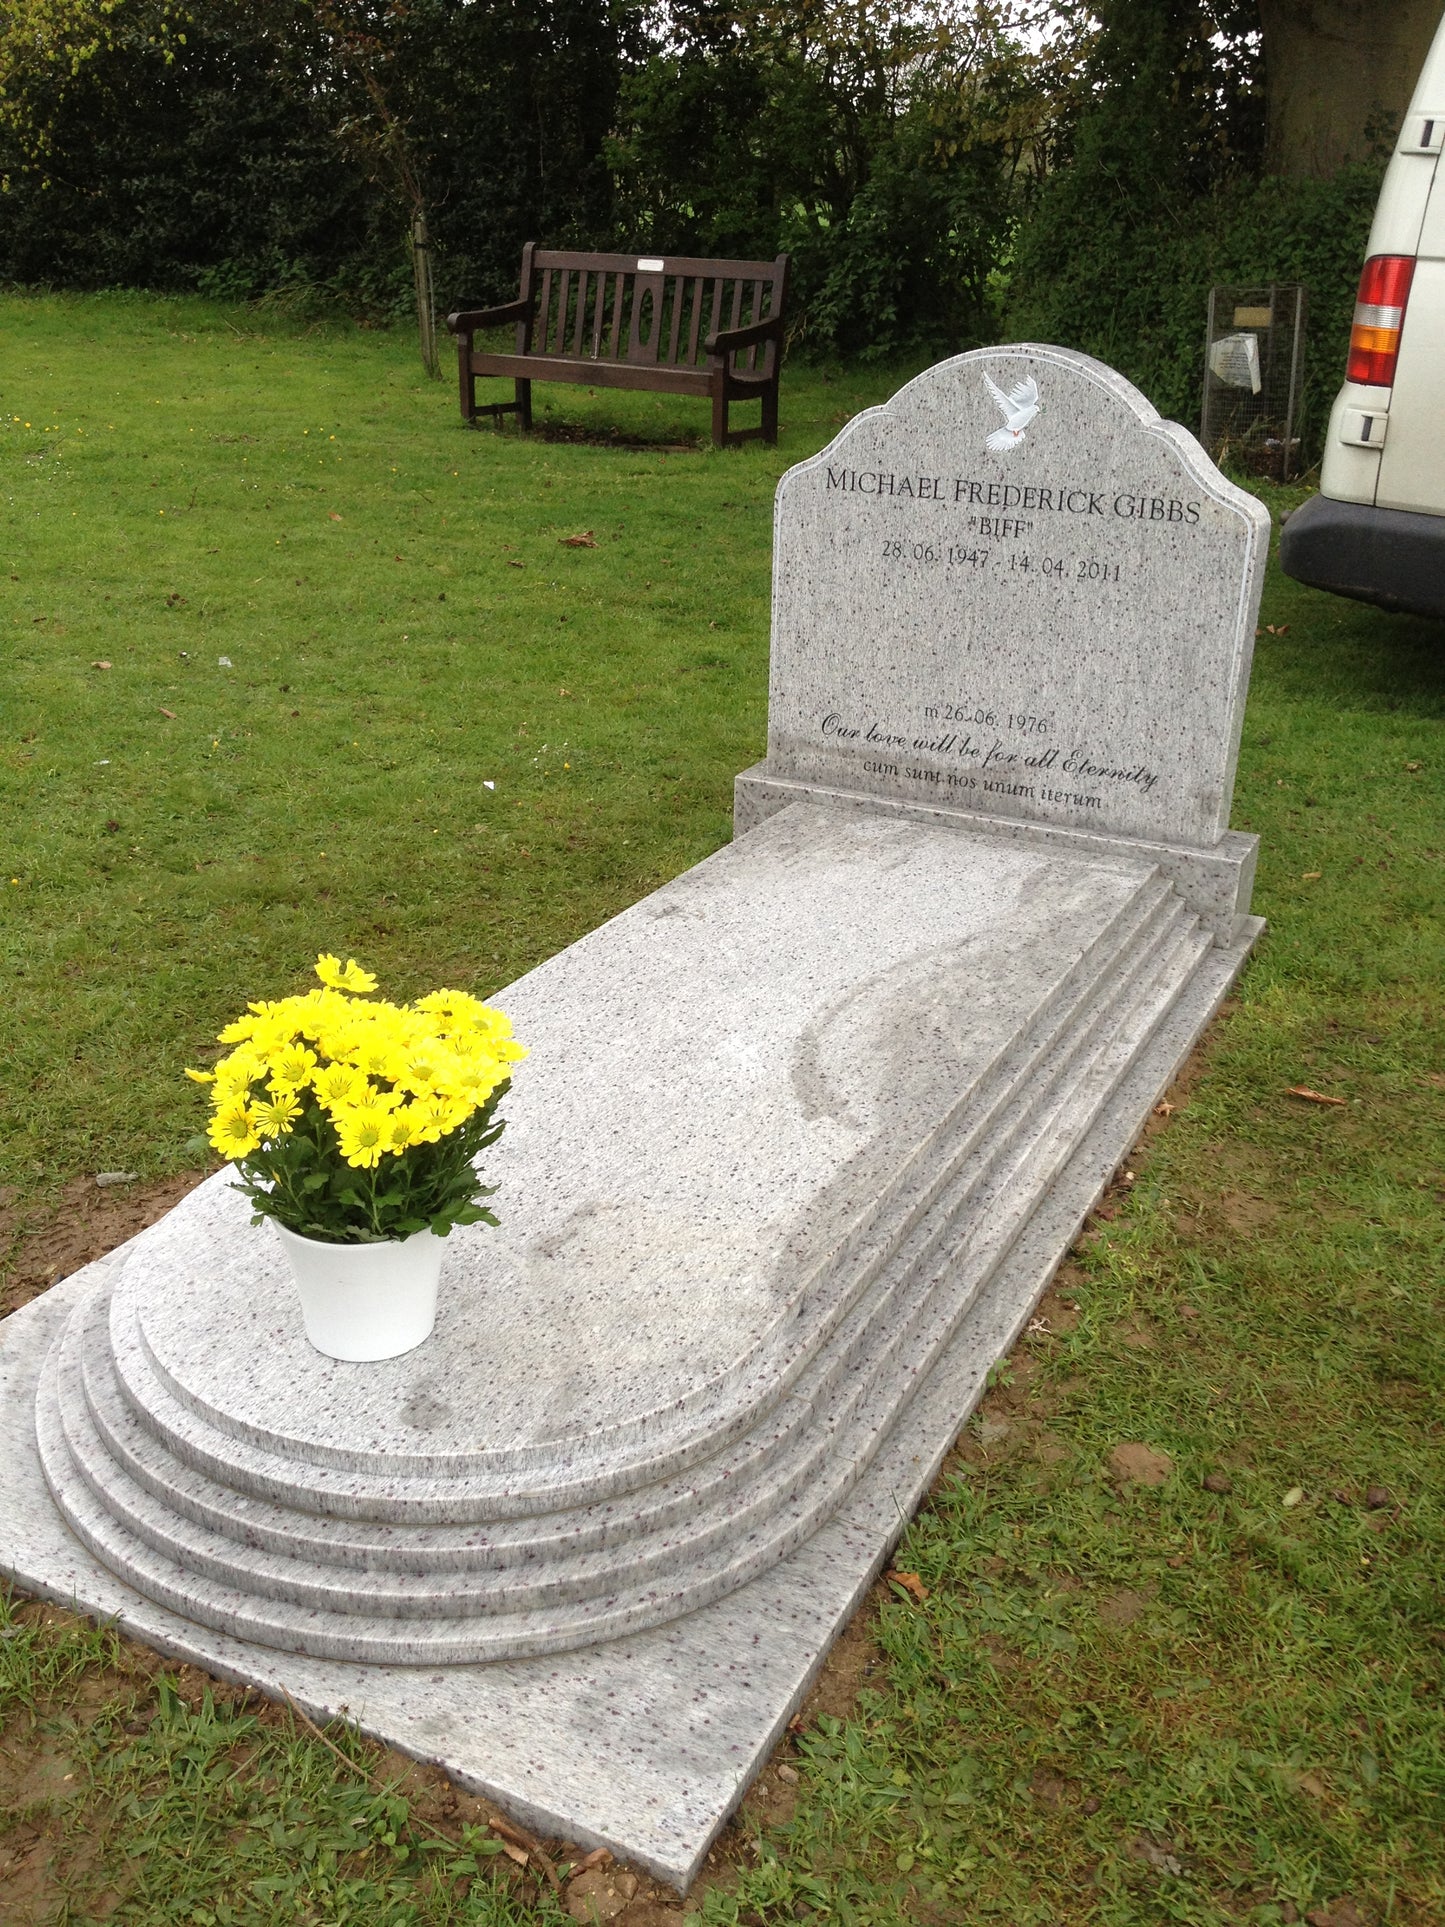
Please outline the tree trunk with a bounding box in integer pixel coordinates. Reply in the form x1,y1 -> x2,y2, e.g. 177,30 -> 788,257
1259,0 -> 1442,179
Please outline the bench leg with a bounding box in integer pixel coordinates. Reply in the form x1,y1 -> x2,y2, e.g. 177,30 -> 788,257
711,385 -> 729,448
458,342 -> 475,425
761,380 -> 779,446
517,378 -> 533,431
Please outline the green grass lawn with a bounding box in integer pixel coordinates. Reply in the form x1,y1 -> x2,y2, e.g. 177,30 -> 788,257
2,292 -> 1443,1925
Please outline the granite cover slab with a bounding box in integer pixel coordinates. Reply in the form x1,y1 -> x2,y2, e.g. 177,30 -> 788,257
33,802 -> 1226,1661
0,918 -> 1258,1890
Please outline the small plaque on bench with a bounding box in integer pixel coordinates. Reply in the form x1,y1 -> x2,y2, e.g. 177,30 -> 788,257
637,257 -> 666,272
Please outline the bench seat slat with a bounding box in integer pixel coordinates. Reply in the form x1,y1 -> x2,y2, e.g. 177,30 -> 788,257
469,351 -> 713,396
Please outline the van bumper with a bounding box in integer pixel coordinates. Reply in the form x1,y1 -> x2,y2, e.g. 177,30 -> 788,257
1279,493 -> 1445,620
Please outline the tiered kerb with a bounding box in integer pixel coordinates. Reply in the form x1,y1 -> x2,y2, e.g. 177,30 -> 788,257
37,805 -> 1214,1661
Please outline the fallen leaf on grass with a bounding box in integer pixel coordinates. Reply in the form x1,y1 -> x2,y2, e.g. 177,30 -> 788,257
499,1841 -> 529,1867
885,1569 -> 928,1603
328,511 -> 343,521
568,1848 -> 611,1876
560,530 -> 598,548
508,559 -> 525,569
1282,1485 -> 1305,1508
91,659 -> 112,670
1300,871 -> 1321,881
1285,1086 -> 1346,1106
158,707 -> 176,719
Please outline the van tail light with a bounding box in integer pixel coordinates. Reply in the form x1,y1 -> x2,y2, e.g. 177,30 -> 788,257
1347,255 -> 1415,385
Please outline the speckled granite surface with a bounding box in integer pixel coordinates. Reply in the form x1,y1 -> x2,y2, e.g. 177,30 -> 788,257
766,346 -> 1270,851
733,766 -> 1259,944
30,803 -> 1229,1664
0,912 -> 1255,1889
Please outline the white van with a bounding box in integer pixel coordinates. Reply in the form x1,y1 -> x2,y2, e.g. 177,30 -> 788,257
1280,13 -> 1445,619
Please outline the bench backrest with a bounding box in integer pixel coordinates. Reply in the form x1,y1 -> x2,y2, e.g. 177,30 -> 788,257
517,247 -> 788,373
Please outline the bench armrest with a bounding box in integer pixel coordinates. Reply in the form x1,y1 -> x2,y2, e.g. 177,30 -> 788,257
447,299 -> 534,335
705,312 -> 784,357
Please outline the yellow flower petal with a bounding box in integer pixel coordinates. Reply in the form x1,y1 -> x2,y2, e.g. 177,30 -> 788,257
315,953 -> 379,994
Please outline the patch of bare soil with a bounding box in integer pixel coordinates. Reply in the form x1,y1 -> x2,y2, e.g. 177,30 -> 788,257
516,418 -> 701,452
1,1170 -> 211,1319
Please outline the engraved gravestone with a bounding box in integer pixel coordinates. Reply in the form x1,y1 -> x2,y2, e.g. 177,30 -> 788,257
0,344 -> 1269,1891
761,345 -> 1270,849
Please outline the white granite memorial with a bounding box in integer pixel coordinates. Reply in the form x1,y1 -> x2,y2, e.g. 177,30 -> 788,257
0,346 -> 1267,1887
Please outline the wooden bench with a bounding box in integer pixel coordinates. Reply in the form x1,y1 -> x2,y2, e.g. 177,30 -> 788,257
446,245 -> 790,447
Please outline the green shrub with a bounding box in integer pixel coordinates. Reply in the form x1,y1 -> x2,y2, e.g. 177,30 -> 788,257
1008,163 -> 1382,458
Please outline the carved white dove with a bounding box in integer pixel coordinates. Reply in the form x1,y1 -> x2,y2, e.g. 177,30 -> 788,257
982,372 -> 1040,454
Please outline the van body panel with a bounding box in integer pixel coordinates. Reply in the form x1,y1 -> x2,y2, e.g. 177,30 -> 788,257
1414,25 -> 1445,107
1417,164 -> 1445,253
1376,259 -> 1445,513
1366,156 -> 1437,260
1320,386 -> 1386,498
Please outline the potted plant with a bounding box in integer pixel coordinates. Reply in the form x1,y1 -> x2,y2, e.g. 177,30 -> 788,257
189,953 -> 526,1361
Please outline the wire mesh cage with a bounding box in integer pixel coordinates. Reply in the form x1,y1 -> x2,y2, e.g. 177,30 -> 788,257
1201,284 -> 1307,481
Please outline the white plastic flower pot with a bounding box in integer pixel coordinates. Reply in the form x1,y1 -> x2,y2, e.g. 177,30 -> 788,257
273,1222 -> 444,1362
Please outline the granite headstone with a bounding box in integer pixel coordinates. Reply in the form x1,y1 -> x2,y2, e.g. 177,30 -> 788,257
762,345 -> 1270,849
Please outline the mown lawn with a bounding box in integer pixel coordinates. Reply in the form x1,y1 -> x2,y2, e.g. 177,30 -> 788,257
2,292 -> 1443,1925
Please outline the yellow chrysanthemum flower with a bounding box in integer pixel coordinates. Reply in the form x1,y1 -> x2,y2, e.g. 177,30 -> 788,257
209,1101 -> 260,1158
384,1108 -> 419,1153
412,1094 -> 469,1143
253,1092 -> 301,1137
309,1061 -> 360,1107
398,1045 -> 451,1096
315,953 -> 378,994
217,1013 -> 262,1044
266,1043 -> 319,1093
334,1102 -> 389,1169
213,1049 -> 265,1097
450,1058 -> 503,1104
414,988 -> 490,1026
